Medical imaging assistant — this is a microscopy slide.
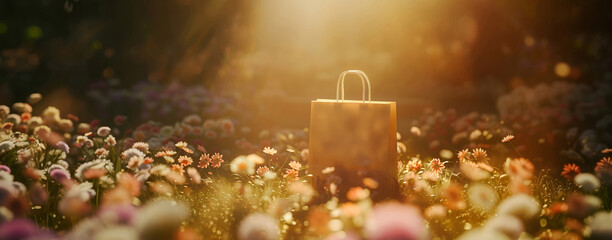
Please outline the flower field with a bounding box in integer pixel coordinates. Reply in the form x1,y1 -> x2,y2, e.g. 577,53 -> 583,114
0,79 -> 611,240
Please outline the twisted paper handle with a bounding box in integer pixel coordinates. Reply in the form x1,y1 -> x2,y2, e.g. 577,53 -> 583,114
335,70 -> 372,103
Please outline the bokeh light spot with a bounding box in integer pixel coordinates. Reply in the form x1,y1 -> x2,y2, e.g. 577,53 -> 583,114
25,25 -> 42,39
0,22 -> 7,34
554,62 -> 571,78
91,40 -> 102,50
102,68 -> 115,78
524,36 -> 535,47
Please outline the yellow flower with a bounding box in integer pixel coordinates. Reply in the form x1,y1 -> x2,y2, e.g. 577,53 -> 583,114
175,141 -> 188,149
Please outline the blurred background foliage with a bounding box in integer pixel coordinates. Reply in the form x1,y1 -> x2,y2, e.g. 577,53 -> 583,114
0,0 -> 611,129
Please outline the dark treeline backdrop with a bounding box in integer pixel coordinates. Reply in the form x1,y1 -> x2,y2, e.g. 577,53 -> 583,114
1,0 -> 611,129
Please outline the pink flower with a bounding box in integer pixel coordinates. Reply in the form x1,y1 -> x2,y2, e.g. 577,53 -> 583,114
97,126 -> 111,137
365,202 -> 427,240
50,169 -> 70,183
595,157 -> 612,182
187,167 -> 201,184
178,156 -> 193,166
429,158 -> 445,177
284,169 -> 299,182
114,115 -> 127,125
95,148 -> 109,156
300,149 -> 309,161
132,142 -> 149,153
407,159 -> 422,172
257,166 -> 270,177
205,130 -> 217,139
289,161 -> 302,170
171,164 -> 185,174
56,141 -> 70,153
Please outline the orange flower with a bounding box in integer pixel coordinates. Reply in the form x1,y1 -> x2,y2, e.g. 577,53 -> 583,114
197,145 -> 207,153
407,159 -> 422,172
347,187 -> 369,201
472,148 -> 488,161
443,182 -> 466,210
155,150 -> 177,157
505,158 -> 534,180
457,149 -> 470,162
341,202 -> 361,217
178,156 -> 193,166
307,207 -> 331,236
595,157 -> 612,181
210,153 -> 224,168
561,163 -> 581,180
501,135 -> 515,143
142,157 -> 154,165
362,178 -> 379,189
198,154 -> 211,168
595,157 -> 611,173
83,168 -> 107,179
172,164 -> 185,174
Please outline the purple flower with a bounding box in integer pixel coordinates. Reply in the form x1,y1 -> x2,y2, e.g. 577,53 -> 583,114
0,218 -> 38,240
0,182 -> 13,204
50,169 -> 70,183
28,183 -> 48,206
98,204 -> 136,225
56,141 -> 70,154
0,165 -> 10,173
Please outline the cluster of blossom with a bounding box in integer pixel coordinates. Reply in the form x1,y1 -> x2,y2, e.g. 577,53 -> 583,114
86,81 -> 237,125
0,46 -> 40,72
129,114 -> 236,150
0,94 -> 230,239
498,81 -> 612,163
401,109 -> 513,162
1,92 -> 612,240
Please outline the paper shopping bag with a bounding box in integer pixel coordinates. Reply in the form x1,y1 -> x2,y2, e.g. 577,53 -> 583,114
309,70 -> 398,201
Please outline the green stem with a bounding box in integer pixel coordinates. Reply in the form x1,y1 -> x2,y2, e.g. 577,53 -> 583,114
45,177 -> 50,229
277,154 -> 291,172
95,182 -> 100,207
509,142 -> 524,158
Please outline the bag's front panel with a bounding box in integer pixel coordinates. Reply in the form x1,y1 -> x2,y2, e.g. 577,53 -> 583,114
309,101 -> 393,179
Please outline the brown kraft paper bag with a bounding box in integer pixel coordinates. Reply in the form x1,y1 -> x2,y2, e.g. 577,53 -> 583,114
309,70 -> 398,201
